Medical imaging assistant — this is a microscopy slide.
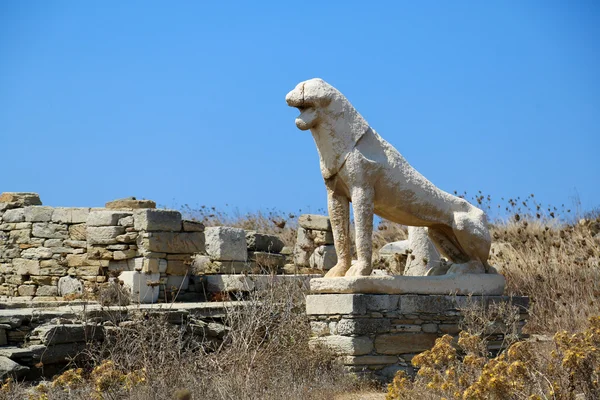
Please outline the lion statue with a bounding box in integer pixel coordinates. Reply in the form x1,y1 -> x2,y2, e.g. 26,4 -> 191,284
285,78 -> 492,278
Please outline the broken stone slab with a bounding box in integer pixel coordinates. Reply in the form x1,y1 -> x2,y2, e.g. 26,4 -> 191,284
29,324 -> 104,345
309,274 -> 506,295
0,356 -> 29,379
204,227 -> 246,261
298,214 -> 331,231
134,209 -> 182,231
182,220 -> 205,232
87,210 -> 132,227
142,232 -> 205,254
0,192 -> 42,207
248,252 -> 286,271
309,245 -> 337,271
105,197 -> 156,210
245,231 -> 285,253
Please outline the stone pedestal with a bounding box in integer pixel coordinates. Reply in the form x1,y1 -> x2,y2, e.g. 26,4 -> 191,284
306,276 -> 528,381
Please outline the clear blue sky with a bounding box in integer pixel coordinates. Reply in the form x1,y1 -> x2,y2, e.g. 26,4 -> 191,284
1,1 -> 599,217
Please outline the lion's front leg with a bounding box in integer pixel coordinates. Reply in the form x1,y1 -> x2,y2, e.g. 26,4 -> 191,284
345,186 -> 374,277
323,184 -> 352,278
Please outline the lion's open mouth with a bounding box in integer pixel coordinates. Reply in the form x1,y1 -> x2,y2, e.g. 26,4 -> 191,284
295,106 -> 318,130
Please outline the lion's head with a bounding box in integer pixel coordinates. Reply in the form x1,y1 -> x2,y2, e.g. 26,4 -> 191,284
285,78 -> 339,130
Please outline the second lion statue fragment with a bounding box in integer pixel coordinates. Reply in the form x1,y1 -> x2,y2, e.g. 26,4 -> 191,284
286,78 -> 493,278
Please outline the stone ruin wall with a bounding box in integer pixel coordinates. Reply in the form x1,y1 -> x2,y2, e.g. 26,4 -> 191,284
0,192 -> 293,303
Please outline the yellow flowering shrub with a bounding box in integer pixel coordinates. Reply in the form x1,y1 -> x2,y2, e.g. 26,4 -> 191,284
387,316 -> 600,399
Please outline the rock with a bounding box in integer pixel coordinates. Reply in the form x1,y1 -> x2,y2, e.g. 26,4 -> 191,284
309,245 -> 337,270
23,206 -> 53,222
116,232 -> 138,243
118,216 -> 134,227
32,223 -> 68,239
113,250 -> 137,260
379,240 -> 409,255
166,260 -> 189,276
0,356 -> 29,379
336,318 -> 391,335
68,224 -> 87,240
57,276 -> 83,296
310,335 -> 372,355
119,271 -> 160,303
248,252 -> 286,271
87,226 -> 125,245
52,208 -> 90,224
0,192 -> 42,207
312,229 -> 334,245
342,355 -> 399,365
190,255 -> 213,274
105,197 -> 156,210
14,258 -> 40,275
298,214 -> 331,231
29,324 -> 104,345
142,232 -> 205,254
44,239 -> 63,247
35,286 -> 59,296
245,231 -> 285,253
165,275 -> 189,291
374,333 -> 439,354
182,220 -> 205,232
18,285 -> 36,296
293,227 -> 316,267
2,209 -> 25,223
134,209 -> 182,231
21,247 -> 53,259
87,210 -> 132,227
209,260 -> 253,274
204,227 -> 246,261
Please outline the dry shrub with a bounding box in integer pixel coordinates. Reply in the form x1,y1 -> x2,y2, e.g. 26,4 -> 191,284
386,316 -> 600,400
6,280 -> 358,400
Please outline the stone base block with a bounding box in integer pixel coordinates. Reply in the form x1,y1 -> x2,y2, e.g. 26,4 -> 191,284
119,271 -> 160,303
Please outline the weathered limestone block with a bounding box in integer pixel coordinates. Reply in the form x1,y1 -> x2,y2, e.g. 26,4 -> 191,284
119,271 -> 160,303
14,258 -> 40,275
35,286 -> 59,296
309,245 -> 337,270
23,206 -> 53,222
165,275 -> 189,291
2,209 -> 25,223
87,226 -> 125,245
299,214 -> 331,231
248,252 -> 286,271
105,197 -> 156,210
69,266 -> 102,276
32,223 -> 68,239
336,318 -> 392,335
39,260 -> 68,276
68,224 -> 87,240
116,232 -> 138,243
58,276 -> 83,296
9,229 -> 31,244
166,260 -> 189,276
190,255 -> 213,274
29,325 -> 104,345
52,207 -> 90,224
118,216 -> 134,227
306,294 -> 367,315
142,232 -> 205,254
87,210 -> 131,227
374,333 -> 439,354
209,260 -> 253,274
141,258 -> 167,274
245,231 -> 285,253
0,192 -> 42,207
342,355 -> 399,365
63,240 -> 86,248
113,250 -> 137,260
17,285 -> 36,296
182,220 -> 205,232
205,227 -> 246,261
313,229 -> 334,246
134,209 -> 181,231
310,335 -> 372,355
21,247 -> 53,259
35,343 -> 87,364
44,239 -> 63,247
294,227 -> 316,267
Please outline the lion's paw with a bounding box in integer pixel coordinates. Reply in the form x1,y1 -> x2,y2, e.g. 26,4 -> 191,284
345,261 -> 372,277
324,264 -> 350,278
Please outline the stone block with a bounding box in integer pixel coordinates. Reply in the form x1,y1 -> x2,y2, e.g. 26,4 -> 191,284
32,223 -> 68,239
52,207 -> 90,223
166,260 -> 189,275
298,214 -> 331,231
9,229 -> 31,244
395,325 -> 422,332
35,285 -> 58,296
30,324 -> 104,345
210,260 -> 252,274
44,239 -> 63,247
70,266 -> 101,276
116,232 -> 138,243
0,356 -> 29,380
309,245 -> 337,270
166,275 -> 189,291
364,295 -> 401,311
106,198 -> 156,210
306,294 -> 367,315
336,318 -> 391,336
245,231 -> 284,253
119,271 -> 160,303
422,323 -> 438,333
113,250 -> 137,260
14,258 -> 40,275
190,255 -> 213,274
118,216 -> 134,227
21,247 -> 53,259
204,227 -> 246,261
248,252 -> 286,270
143,232 -> 205,254
142,258 -> 166,274
374,333 -> 439,355
87,210 -> 132,227
17,285 -> 36,296
134,209 -> 182,231
182,220 -> 205,232
310,335 -> 372,355
342,355 -> 398,365
68,224 -> 87,240
58,276 -> 83,296
2,209 -> 25,223
0,192 -> 41,206
23,206 -> 53,222
312,229 -> 334,246
87,226 -> 125,245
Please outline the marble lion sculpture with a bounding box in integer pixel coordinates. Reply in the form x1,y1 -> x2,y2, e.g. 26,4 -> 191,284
285,78 -> 492,278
